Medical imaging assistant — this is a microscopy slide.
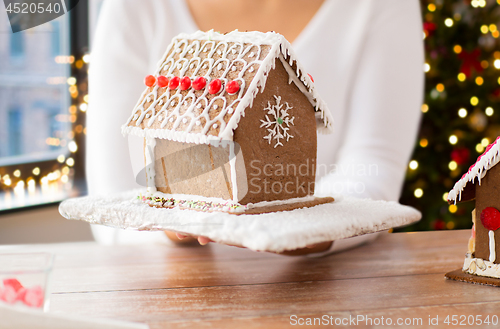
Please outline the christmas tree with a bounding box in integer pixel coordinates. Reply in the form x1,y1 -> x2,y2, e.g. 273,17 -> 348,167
400,0 -> 500,231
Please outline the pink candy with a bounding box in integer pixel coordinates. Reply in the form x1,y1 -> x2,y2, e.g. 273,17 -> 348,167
24,286 -> 44,308
1,286 -> 18,304
3,278 -> 23,292
0,278 -> 44,308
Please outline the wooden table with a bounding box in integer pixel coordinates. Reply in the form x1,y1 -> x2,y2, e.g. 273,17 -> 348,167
3,230 -> 500,328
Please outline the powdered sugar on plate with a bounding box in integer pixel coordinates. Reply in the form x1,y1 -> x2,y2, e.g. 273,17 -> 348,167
59,189 -> 421,252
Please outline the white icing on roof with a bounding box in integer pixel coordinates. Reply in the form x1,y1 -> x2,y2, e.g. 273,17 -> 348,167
448,136 -> 500,203
122,30 -> 333,144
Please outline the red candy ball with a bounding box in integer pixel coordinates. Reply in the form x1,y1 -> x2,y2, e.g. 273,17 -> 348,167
480,207 -> 500,231
180,77 -> 191,90
451,148 -> 470,166
144,75 -> 156,87
307,73 -> 314,83
192,77 -> 207,90
169,76 -> 180,89
157,76 -> 169,88
225,80 -> 240,94
208,79 -> 222,94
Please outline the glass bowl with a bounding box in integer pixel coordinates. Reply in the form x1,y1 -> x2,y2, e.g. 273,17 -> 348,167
0,252 -> 54,312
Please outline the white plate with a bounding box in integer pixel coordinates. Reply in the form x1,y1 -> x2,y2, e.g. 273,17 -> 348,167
59,189 -> 421,252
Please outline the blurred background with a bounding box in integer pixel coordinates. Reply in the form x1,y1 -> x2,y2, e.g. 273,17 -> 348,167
400,0 -> 500,231
0,0 -> 498,243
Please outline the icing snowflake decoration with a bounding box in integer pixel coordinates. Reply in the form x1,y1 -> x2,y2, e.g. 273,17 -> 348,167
260,96 -> 295,148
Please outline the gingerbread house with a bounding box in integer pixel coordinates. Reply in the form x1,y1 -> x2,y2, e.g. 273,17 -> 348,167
448,136 -> 500,280
121,30 -> 334,213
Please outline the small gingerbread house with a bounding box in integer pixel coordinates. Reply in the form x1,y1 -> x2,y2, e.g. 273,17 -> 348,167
121,30 -> 333,213
448,136 -> 500,279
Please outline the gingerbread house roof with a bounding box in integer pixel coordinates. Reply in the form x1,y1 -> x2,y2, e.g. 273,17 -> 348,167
448,136 -> 500,204
121,30 -> 333,144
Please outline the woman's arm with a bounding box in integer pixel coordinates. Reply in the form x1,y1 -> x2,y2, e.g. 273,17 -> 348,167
87,0 -> 169,244
312,0 -> 424,256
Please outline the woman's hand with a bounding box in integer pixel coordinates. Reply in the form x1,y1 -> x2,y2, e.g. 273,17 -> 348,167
165,231 -> 333,255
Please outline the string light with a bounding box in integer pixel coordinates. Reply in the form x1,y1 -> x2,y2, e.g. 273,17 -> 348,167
442,192 -> 449,201
68,141 -> 78,153
67,77 -> 76,85
420,138 -> 428,147
46,137 -> 61,146
57,154 -> 66,163
447,221 -> 455,229
449,204 -> 458,213
458,108 -> 468,118
486,107 -> 494,116
476,143 -> 484,153
82,54 -> 91,63
453,45 -> 462,54
66,158 -> 75,167
428,3 -> 436,11
445,18 -> 454,27
481,138 -> 490,147
436,83 -> 445,92
62,166 -> 70,175
421,104 -> 429,113
14,181 -> 25,196
414,188 -> 423,198
471,0 -> 486,7
481,60 -> 489,69
75,60 -> 84,69
457,73 -> 466,81
424,63 -> 431,72
55,55 -> 74,64
481,25 -> 489,34
449,135 -> 458,144
490,24 -> 498,32
449,161 -> 458,170
27,179 -> 35,193
409,160 -> 419,170
32,167 -> 40,176
13,170 -> 21,178
475,76 -> 484,85
470,96 -> 479,106
494,59 -> 500,69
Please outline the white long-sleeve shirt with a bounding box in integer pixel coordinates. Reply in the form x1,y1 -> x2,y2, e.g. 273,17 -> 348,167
86,0 -> 424,247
